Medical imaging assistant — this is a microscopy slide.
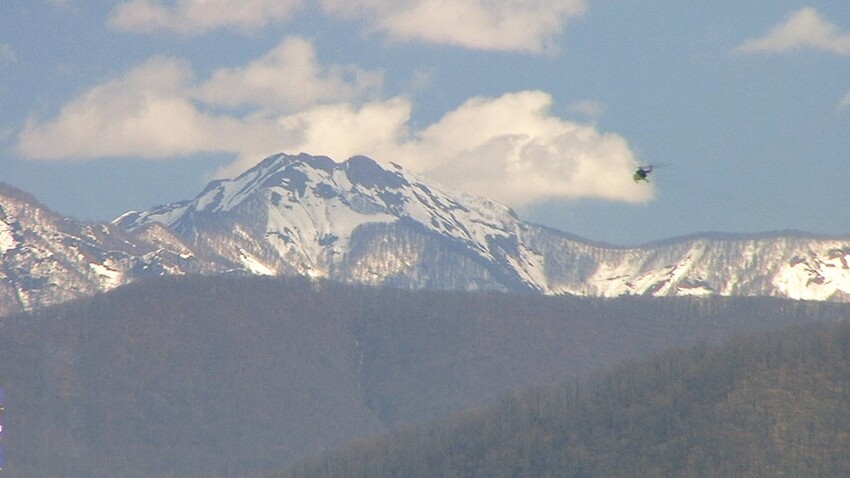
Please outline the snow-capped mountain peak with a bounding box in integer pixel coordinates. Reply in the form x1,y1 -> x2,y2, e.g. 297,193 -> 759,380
116,153 -> 538,285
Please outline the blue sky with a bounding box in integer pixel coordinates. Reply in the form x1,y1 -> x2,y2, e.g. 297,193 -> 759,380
1,1 -> 849,245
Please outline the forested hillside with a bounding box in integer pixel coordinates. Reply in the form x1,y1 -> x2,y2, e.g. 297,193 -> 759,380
0,275 -> 847,477
281,320 -> 850,478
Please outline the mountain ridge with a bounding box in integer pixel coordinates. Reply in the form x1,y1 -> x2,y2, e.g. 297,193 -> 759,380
0,182 -> 227,315
115,152 -> 850,301
1,152 -> 849,314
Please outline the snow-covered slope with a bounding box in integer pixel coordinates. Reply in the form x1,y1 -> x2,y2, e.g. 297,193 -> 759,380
524,229 -> 850,301
116,153 -> 850,301
0,183 -> 224,315
116,153 -> 547,291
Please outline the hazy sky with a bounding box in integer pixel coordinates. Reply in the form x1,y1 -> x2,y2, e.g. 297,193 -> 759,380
1,1 -> 849,245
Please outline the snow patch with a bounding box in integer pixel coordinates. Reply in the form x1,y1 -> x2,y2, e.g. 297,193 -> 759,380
773,250 -> 850,300
676,281 -> 714,297
238,249 -> 276,276
0,219 -> 16,254
89,262 -> 124,289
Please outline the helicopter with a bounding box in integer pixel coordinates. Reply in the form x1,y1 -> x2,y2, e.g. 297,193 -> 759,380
633,165 -> 653,182
632,163 -> 667,183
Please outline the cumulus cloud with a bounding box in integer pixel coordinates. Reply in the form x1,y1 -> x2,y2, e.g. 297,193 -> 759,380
17,56 -> 305,161
19,57 -> 242,159
396,91 -> 646,205
735,7 -> 850,55
18,41 -> 648,206
108,0 -> 303,35
195,37 -> 383,113
106,0 -> 585,53
18,37 -> 382,161
320,0 -> 587,53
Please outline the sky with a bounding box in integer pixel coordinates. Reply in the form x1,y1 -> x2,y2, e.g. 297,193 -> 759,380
1,1 -> 849,246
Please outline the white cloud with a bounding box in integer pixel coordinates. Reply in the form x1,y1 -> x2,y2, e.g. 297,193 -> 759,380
395,91 -> 647,205
18,44 -> 648,206
320,0 -> 587,53
735,7 -> 850,55
17,57 -> 282,160
106,0 -> 586,53
108,0 -> 303,35
19,56 -> 198,159
18,38 -> 383,161
195,37 -> 383,113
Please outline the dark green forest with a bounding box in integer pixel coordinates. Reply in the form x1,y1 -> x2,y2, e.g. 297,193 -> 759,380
280,320 -> 850,478
0,275 -> 847,477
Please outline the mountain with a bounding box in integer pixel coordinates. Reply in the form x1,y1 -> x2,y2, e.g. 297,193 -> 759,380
1,275 -> 847,477
532,230 -> 850,301
1,153 -> 849,316
280,319 -> 850,478
115,152 -> 543,292
0,183 -> 224,316
116,152 -> 850,301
